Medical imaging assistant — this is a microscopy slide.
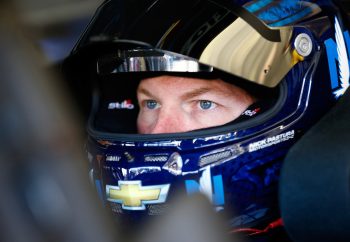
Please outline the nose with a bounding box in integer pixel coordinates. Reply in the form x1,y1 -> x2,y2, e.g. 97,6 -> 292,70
150,108 -> 186,134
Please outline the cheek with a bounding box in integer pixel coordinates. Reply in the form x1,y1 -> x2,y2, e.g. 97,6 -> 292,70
196,113 -> 229,127
194,108 -> 242,128
137,110 -> 155,134
137,116 -> 150,134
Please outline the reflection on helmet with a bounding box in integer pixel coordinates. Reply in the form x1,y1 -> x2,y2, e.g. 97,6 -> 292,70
63,0 -> 350,240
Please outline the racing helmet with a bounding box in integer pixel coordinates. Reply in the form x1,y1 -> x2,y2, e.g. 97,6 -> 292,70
62,0 -> 350,239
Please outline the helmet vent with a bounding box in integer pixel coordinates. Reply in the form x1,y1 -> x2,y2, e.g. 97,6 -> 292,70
144,155 -> 169,162
200,150 -> 232,167
199,145 -> 244,167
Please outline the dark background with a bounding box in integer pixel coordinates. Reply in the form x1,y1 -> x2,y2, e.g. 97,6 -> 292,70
16,0 -> 350,65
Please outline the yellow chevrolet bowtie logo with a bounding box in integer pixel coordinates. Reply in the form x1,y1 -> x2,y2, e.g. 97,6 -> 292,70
106,181 -> 170,210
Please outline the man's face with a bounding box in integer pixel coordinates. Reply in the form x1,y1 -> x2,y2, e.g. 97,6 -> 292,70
137,75 -> 255,134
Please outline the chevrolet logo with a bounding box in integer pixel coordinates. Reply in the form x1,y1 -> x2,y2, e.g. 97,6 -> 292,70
106,181 -> 170,210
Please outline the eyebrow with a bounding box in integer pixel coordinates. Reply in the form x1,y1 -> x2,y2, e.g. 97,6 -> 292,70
180,87 -> 213,100
137,86 -> 233,100
137,87 -> 154,98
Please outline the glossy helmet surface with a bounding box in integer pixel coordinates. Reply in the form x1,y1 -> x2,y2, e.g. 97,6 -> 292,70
63,0 -> 350,238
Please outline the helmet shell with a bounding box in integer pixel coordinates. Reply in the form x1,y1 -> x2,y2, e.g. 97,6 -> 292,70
63,0 -> 350,238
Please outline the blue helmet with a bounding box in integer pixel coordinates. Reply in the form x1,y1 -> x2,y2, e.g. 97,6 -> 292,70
63,0 -> 350,239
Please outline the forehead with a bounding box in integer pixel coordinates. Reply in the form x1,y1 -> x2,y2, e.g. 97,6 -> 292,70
137,75 -> 238,96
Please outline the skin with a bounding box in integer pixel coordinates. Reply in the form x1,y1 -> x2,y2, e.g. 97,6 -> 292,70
137,75 -> 255,134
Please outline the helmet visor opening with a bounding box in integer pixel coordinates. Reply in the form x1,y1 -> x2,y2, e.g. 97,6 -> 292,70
90,68 -> 280,137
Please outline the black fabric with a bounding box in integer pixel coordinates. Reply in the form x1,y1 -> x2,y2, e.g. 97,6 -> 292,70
233,98 -> 277,124
279,89 -> 350,242
93,74 -> 140,133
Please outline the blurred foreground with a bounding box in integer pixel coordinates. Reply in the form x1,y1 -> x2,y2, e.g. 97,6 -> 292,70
0,1 -> 235,242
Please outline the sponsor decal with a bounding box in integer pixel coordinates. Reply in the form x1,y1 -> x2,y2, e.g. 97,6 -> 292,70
185,166 -> 225,207
248,130 -> 295,152
325,17 -> 350,98
242,107 -> 261,117
108,99 -> 135,109
106,155 -> 121,162
106,181 -> 170,210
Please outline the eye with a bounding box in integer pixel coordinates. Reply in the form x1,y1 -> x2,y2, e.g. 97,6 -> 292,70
199,100 -> 215,110
145,100 -> 158,109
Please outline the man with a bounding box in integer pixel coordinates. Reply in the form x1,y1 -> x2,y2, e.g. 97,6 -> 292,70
62,0 -> 350,241
137,75 -> 255,134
